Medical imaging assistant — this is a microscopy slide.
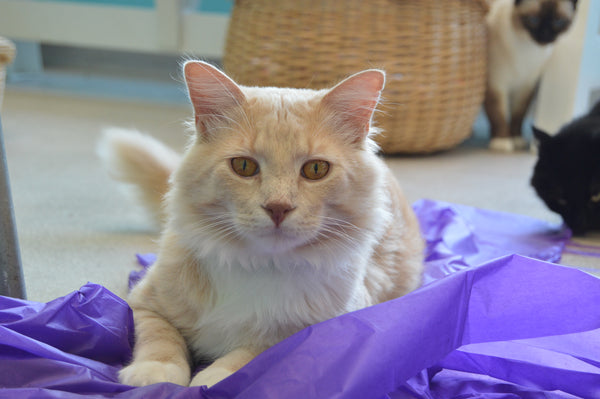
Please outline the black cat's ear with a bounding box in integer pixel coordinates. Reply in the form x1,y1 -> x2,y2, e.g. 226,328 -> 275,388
183,61 -> 246,136
589,100 -> 600,117
532,126 -> 552,146
321,69 -> 385,143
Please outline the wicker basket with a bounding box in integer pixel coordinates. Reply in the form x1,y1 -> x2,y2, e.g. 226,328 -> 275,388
223,0 -> 488,154
0,37 -> 16,109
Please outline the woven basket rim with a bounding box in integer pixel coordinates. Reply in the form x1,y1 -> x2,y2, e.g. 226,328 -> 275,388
224,0 -> 488,154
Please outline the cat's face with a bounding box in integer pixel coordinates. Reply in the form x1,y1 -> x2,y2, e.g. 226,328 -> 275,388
514,0 -> 578,45
169,62 -> 387,264
531,125 -> 600,235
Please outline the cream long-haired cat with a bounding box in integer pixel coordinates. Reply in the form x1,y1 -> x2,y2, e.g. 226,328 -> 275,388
485,0 -> 578,151
99,61 -> 424,388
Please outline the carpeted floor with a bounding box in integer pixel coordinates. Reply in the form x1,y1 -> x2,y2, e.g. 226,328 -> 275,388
2,88 -> 599,303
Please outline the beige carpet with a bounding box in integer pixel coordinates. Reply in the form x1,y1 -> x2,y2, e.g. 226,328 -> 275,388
2,88 -> 599,303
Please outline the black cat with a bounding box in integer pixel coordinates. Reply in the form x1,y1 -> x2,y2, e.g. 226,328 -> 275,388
531,100 -> 600,235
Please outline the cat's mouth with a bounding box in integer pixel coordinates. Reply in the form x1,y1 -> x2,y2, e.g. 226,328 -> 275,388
530,34 -> 558,45
251,226 -> 309,254
259,226 -> 295,238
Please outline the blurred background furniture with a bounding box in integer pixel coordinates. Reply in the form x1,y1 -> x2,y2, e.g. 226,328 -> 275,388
0,0 -> 232,103
0,36 -> 25,298
224,0 -> 489,154
0,0 -> 230,58
0,36 -> 15,106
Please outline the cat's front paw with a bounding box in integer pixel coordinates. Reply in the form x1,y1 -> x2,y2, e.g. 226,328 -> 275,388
119,360 -> 190,387
489,137 -> 515,152
512,136 -> 529,151
189,365 -> 234,388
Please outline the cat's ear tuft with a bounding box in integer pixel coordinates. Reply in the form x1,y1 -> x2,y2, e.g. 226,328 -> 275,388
321,69 -> 385,143
183,61 -> 246,134
532,126 -> 552,145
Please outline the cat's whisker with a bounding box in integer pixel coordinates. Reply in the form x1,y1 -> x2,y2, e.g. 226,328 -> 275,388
185,212 -> 244,244
314,225 -> 362,254
193,223 -> 242,248
200,220 -> 239,238
319,217 -> 367,243
320,216 -> 362,233
318,225 -> 359,244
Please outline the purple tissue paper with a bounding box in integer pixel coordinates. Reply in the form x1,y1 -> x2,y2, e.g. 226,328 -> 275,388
1,200 -> 597,399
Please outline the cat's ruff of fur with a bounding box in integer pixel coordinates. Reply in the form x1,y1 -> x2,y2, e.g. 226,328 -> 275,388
100,61 -> 424,388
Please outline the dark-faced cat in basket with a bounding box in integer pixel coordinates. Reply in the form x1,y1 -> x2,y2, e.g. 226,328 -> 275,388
531,100 -> 600,235
485,0 -> 578,152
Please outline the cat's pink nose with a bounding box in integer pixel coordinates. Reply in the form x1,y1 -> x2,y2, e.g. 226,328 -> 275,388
262,202 -> 295,227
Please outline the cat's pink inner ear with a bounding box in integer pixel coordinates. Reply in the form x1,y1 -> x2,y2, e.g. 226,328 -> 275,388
321,70 -> 385,140
184,61 -> 245,129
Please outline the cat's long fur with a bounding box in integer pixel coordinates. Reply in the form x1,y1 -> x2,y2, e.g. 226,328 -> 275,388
485,0 -> 578,151
98,128 -> 179,224
100,61 -> 424,387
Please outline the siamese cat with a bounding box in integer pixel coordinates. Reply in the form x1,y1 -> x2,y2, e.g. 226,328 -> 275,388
485,0 -> 578,152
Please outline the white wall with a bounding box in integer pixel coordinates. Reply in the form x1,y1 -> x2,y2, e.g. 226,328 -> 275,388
535,0 -> 600,132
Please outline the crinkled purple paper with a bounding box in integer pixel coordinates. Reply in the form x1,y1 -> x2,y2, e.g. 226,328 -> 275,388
2,200 -> 597,399
413,199 -> 570,283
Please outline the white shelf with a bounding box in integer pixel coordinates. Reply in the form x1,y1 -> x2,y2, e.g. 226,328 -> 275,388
0,0 -> 230,58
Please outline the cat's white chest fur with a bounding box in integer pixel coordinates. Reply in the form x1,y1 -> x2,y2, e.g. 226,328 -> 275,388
185,254 -> 368,359
509,38 -> 552,82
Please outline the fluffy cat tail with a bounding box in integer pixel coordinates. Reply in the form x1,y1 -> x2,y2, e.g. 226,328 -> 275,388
97,127 -> 181,225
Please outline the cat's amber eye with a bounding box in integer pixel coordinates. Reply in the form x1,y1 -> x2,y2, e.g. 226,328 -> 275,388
301,160 -> 330,180
231,157 -> 259,177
